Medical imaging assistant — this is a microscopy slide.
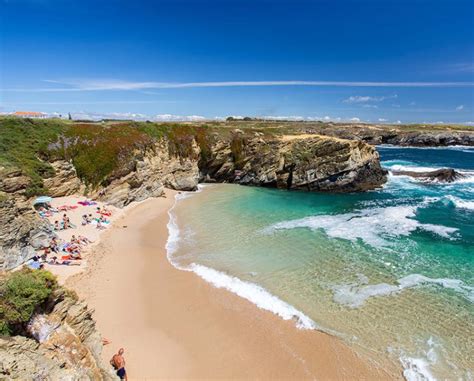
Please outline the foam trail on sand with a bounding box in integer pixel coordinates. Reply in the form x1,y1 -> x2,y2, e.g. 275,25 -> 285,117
264,204 -> 458,249
332,274 -> 474,308
166,189 -> 318,330
400,356 -> 436,381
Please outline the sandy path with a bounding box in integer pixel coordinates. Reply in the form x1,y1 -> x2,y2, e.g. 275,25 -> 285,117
66,189 -> 398,380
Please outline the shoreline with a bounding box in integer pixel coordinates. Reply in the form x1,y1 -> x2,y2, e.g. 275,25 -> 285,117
63,189 -> 399,379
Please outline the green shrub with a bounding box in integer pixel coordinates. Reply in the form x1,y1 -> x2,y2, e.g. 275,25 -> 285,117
0,269 -> 57,336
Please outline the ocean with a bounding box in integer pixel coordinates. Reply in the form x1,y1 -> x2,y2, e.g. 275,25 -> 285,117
167,146 -> 474,380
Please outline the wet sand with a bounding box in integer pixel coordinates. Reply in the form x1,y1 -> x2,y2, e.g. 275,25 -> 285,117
69,190 -> 398,380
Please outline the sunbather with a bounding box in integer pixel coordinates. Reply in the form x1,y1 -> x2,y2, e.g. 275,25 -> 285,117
78,235 -> 92,244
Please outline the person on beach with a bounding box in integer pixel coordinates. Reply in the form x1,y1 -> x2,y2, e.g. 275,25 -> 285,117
110,348 -> 127,380
62,214 -> 69,229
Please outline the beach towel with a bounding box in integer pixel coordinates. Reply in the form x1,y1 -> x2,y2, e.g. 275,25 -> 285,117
78,200 -> 97,206
29,261 -> 41,270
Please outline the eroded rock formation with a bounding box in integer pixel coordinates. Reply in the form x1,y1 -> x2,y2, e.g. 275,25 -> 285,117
0,291 -> 116,380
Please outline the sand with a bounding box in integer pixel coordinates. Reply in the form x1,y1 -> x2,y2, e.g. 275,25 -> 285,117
58,189 -> 399,380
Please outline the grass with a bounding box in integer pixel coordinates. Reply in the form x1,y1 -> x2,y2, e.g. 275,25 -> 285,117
0,268 -> 58,336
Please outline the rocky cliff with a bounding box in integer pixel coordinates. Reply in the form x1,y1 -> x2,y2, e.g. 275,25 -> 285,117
0,125 -> 386,270
0,290 -> 116,380
202,132 -> 387,192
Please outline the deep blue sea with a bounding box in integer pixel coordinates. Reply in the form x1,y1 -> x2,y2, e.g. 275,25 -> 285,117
168,146 -> 474,380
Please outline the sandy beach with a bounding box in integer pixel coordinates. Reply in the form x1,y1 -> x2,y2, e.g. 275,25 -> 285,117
48,189 -> 397,380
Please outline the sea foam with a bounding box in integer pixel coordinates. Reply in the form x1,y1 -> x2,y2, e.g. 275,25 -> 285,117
332,274 -> 474,308
400,356 -> 436,381
264,204 -> 458,249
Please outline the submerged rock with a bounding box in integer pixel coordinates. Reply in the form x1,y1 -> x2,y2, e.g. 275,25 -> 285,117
391,168 -> 464,183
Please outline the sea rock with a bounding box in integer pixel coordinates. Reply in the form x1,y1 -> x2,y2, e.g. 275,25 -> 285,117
391,168 -> 464,183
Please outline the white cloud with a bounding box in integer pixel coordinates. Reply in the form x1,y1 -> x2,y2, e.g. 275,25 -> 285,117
153,114 -> 206,121
70,111 -> 150,121
261,115 -> 305,121
396,120 -> 402,124
378,118 -> 388,122
3,80 -> 474,93
409,101 -> 416,106
456,104 -> 464,111
362,104 -> 378,108
343,94 -> 397,104
349,117 -> 361,122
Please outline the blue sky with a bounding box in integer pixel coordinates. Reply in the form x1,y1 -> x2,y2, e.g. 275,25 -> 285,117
1,0 -> 473,123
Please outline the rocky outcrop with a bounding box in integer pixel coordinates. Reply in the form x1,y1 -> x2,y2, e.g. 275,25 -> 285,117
43,160 -> 84,197
202,133 -> 387,192
0,195 -> 54,269
391,168 -> 464,183
0,291 -> 116,380
92,140 -> 200,207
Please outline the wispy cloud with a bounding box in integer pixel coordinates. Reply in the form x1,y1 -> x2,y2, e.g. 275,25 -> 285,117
2,79 -> 474,92
456,104 -> 464,111
343,94 -> 398,103
448,63 -> 474,73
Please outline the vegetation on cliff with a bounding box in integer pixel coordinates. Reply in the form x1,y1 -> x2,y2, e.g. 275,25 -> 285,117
0,268 -> 58,336
0,117 -> 217,195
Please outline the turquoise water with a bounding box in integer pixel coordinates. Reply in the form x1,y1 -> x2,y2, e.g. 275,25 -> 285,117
169,146 -> 474,380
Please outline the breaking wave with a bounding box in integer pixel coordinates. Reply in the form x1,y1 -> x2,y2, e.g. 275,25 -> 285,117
189,263 -> 317,330
264,204 -> 458,249
444,195 -> 474,211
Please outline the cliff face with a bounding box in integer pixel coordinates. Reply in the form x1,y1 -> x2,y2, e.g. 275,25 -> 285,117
0,291 -> 116,380
0,131 -> 385,270
202,133 -> 387,192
